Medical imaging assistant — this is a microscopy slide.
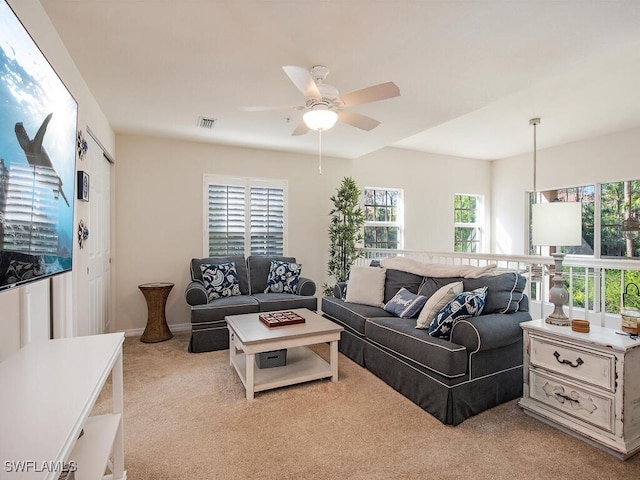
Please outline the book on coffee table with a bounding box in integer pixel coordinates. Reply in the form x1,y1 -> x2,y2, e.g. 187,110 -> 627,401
259,310 -> 306,327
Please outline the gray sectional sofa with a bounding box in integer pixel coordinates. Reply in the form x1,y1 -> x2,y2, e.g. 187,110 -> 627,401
186,255 -> 318,353
321,262 -> 531,425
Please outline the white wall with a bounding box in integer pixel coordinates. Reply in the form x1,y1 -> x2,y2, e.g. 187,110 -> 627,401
0,0 -> 114,360
114,135 -> 350,333
354,148 -> 493,252
491,125 -> 640,255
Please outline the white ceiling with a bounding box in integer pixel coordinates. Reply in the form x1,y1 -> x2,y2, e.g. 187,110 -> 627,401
39,0 -> 640,160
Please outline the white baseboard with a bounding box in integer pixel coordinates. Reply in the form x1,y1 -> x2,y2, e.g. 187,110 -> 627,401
120,322 -> 192,338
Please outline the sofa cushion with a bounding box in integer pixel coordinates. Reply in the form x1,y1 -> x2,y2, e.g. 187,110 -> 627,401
190,295 -> 259,323
344,265 -> 386,308
428,287 -> 488,339
416,281 -> 463,329
463,272 -> 527,314
418,276 -> 464,299
365,317 -> 468,378
191,256 -> 249,295
200,262 -> 241,301
264,259 -> 301,294
383,269 -> 425,303
252,292 -> 317,312
384,288 -> 428,319
247,255 -> 296,294
322,296 -> 393,335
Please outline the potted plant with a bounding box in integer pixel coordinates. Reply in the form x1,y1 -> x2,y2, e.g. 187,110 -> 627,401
323,177 -> 365,296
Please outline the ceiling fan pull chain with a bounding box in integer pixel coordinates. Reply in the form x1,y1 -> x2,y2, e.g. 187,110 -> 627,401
318,129 -> 323,175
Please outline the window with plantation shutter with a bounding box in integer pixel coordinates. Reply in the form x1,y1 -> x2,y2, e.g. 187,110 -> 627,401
203,175 -> 287,257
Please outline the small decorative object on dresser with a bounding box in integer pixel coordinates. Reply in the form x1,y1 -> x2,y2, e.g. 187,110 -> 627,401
519,319 -> 640,459
621,282 -> 640,335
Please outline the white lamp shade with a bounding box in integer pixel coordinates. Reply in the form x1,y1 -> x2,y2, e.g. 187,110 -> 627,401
303,109 -> 338,131
532,202 -> 582,247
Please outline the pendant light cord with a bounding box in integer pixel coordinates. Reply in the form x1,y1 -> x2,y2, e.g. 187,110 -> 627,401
532,122 -> 536,193
530,118 -> 540,198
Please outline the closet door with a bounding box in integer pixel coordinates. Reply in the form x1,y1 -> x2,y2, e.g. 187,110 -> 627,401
86,133 -> 112,335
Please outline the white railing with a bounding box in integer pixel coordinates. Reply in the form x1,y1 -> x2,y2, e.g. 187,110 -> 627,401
356,248 -> 640,330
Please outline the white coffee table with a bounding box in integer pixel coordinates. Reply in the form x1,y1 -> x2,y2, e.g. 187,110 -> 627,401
226,308 -> 344,399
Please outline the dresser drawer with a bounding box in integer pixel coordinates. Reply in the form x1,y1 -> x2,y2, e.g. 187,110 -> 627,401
529,368 -> 615,433
529,335 -> 615,391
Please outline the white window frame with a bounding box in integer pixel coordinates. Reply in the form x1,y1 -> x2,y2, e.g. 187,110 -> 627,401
454,193 -> 484,253
202,174 -> 288,257
363,187 -> 404,249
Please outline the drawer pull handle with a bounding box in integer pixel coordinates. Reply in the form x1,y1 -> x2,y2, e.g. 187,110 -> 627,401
553,350 -> 584,368
542,382 -> 598,414
555,392 -> 579,404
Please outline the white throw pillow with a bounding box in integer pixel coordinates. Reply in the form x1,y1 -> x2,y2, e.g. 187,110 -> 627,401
344,266 -> 387,308
415,281 -> 463,329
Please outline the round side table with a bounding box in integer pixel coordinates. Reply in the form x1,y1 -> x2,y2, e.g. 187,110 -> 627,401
139,282 -> 174,343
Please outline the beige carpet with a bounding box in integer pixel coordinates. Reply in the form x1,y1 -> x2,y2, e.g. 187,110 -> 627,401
94,331 -> 640,479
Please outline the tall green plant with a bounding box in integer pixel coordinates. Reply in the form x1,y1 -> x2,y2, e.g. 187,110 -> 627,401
323,177 -> 365,296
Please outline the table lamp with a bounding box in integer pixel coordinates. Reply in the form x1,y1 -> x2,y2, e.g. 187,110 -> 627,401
532,201 -> 582,326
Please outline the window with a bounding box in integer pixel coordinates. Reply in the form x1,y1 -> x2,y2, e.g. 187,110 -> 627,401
454,194 -> 483,252
601,180 -> 640,258
204,175 -> 286,257
363,188 -> 403,249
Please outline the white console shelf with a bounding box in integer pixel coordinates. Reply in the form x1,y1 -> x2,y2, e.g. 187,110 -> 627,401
0,333 -> 126,479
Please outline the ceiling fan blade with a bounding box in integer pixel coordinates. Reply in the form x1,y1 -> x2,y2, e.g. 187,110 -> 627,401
291,120 -> 309,136
240,104 -> 304,112
340,82 -> 400,107
339,110 -> 380,131
282,65 -> 322,100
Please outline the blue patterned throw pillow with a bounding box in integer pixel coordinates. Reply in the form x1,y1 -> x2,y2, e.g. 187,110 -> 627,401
428,287 -> 488,340
384,288 -> 428,319
200,262 -> 241,301
264,260 -> 301,294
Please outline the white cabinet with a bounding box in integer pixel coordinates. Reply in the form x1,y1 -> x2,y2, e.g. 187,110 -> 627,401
519,320 -> 640,459
0,333 -> 126,479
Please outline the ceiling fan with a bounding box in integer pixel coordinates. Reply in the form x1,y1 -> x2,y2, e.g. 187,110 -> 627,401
242,65 -> 400,136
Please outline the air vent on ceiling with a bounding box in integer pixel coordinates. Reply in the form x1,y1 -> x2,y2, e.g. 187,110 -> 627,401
198,116 -> 216,129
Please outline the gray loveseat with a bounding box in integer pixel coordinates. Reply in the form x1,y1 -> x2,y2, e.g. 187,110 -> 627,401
186,255 -> 318,353
321,261 -> 531,425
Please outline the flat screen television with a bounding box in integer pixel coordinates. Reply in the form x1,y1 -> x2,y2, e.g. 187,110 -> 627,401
0,0 -> 77,292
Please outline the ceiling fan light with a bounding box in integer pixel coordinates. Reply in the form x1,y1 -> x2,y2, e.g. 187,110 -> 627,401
303,108 -> 338,131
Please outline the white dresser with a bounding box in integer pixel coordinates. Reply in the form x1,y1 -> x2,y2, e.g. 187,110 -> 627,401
0,333 -> 126,479
519,319 -> 640,459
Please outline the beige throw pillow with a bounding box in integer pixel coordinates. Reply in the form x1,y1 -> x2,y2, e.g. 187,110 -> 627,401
344,266 -> 387,308
415,281 -> 463,329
